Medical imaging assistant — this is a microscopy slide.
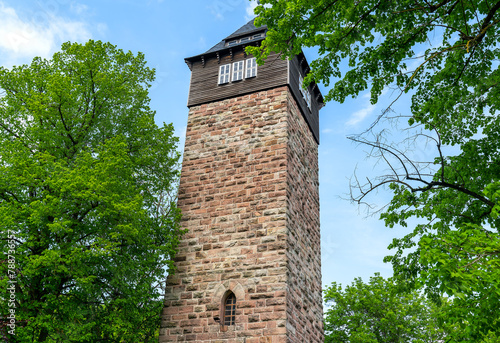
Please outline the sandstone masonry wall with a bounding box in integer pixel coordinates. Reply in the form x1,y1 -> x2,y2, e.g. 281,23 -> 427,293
284,93 -> 323,343
159,86 -> 322,343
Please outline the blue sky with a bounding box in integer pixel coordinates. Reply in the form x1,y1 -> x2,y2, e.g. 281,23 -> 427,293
0,0 -> 421,289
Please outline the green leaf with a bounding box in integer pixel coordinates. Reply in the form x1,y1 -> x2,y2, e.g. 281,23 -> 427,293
0,40 -> 183,342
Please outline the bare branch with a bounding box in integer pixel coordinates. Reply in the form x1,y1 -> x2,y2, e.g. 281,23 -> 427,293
348,113 -> 495,212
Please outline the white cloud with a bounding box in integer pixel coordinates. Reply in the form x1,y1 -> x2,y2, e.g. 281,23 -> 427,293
95,23 -> 108,37
198,36 -> 207,50
245,0 -> 258,21
70,3 -> 88,15
345,92 -> 383,126
208,0 -> 235,21
0,2 -> 91,67
207,0 -> 258,21
346,106 -> 375,126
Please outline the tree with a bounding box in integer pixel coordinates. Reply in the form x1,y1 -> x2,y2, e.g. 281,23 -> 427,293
248,0 -> 500,340
0,40 -> 183,342
324,274 -> 447,343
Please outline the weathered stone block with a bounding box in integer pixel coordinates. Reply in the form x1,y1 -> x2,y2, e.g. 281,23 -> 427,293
160,86 -> 323,342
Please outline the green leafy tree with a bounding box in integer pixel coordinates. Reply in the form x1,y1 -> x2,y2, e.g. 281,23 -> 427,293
324,274 -> 447,343
0,40 -> 183,342
248,0 -> 500,340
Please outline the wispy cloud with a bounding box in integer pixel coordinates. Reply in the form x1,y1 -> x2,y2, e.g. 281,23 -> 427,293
346,93 -> 376,126
0,1 -> 91,67
197,36 -> 207,50
207,0 -> 258,21
245,0 -> 258,21
207,0 -> 238,20
70,3 -> 88,15
346,106 -> 375,126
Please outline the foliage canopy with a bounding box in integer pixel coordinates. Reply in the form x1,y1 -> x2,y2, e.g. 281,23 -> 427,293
324,274 -> 447,343
249,0 -> 500,340
0,40 -> 182,342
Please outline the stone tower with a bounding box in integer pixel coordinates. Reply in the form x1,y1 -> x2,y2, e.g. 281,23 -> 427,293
159,19 -> 324,343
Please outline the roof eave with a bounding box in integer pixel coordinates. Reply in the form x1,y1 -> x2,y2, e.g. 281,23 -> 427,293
184,37 -> 265,64
224,25 -> 267,41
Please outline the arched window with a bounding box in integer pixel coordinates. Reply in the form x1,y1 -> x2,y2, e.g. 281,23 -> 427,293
223,292 -> 236,326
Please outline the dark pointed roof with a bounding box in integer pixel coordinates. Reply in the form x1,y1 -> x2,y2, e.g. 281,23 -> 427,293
186,18 -> 267,62
224,18 -> 266,40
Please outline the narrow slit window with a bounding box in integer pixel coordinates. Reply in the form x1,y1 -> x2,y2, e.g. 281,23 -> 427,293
218,64 -> 230,84
232,61 -> 244,81
223,292 -> 236,326
246,58 -> 257,78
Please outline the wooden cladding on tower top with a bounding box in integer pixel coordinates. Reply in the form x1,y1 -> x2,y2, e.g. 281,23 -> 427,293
188,50 -> 287,108
184,20 -> 323,144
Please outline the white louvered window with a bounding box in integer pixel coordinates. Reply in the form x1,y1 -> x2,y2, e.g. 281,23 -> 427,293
218,64 -> 231,84
299,74 -> 312,109
298,74 -> 304,95
245,58 -> 257,78
305,89 -> 311,109
232,61 -> 244,81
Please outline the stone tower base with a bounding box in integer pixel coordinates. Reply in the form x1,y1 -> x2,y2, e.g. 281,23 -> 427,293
159,86 -> 323,342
